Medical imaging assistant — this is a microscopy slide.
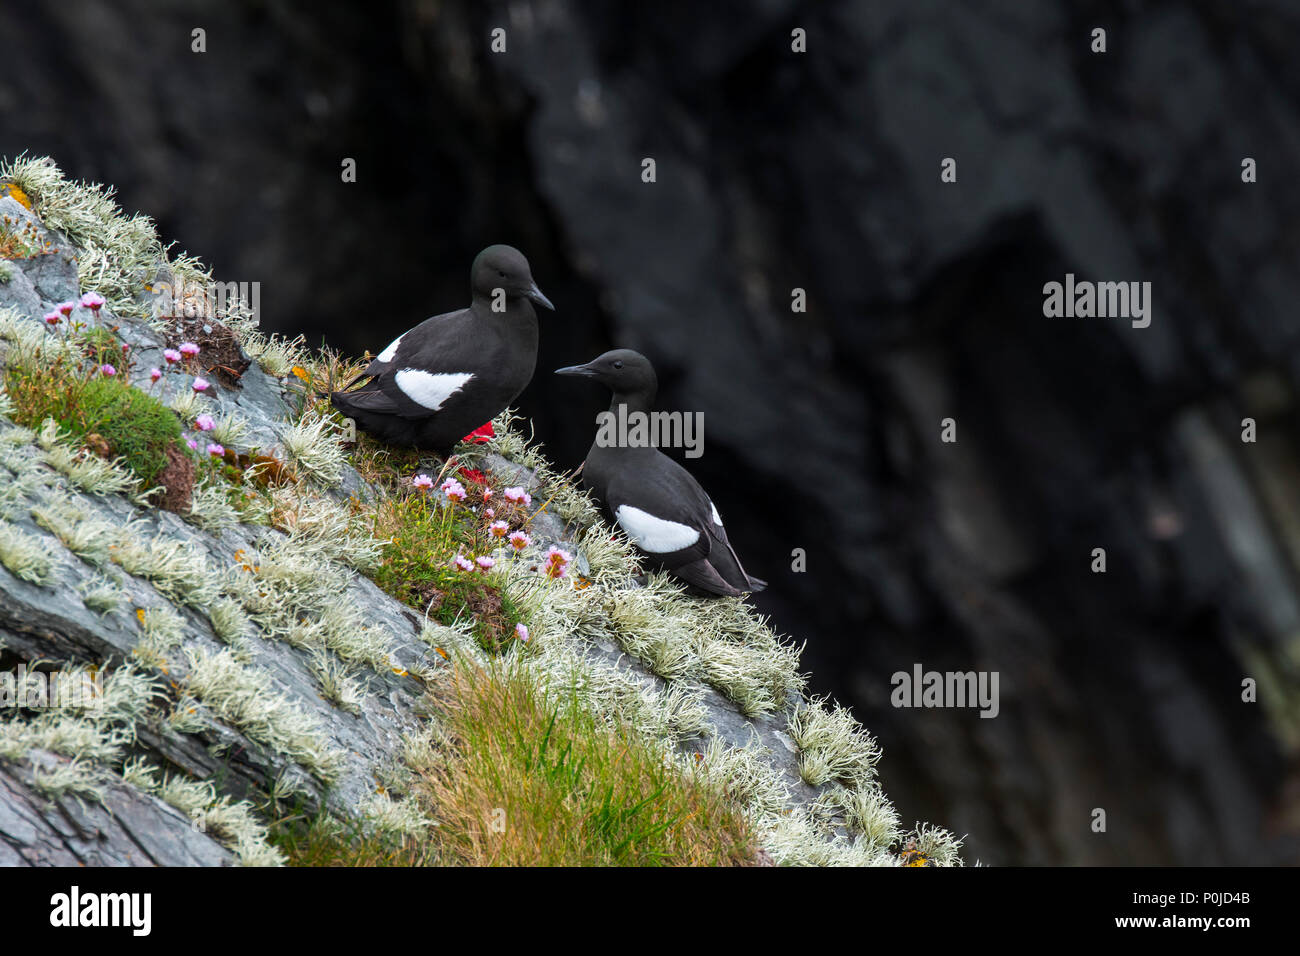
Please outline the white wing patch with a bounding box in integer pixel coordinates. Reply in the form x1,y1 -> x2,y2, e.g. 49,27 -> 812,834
394,369 -> 473,410
615,505 -> 700,553
377,333 -> 405,363
709,500 -> 723,526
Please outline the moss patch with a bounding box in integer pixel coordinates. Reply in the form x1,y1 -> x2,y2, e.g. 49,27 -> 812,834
2,327 -> 185,494
76,377 -> 183,486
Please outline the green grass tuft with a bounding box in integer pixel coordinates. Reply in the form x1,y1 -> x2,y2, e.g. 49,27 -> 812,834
409,663 -> 758,866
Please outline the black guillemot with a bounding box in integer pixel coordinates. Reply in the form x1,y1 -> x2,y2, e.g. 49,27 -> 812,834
331,244 -> 554,455
556,349 -> 767,597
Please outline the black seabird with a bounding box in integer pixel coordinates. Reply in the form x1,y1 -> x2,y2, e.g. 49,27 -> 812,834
555,349 -> 767,597
331,244 -> 554,455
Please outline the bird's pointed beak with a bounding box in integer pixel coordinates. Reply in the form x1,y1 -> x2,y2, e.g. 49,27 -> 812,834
525,283 -> 555,311
555,363 -> 596,378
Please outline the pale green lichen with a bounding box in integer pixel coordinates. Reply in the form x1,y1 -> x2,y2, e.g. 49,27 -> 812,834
30,494 -> 116,566
79,575 -> 124,614
272,488 -> 381,571
206,595 -> 252,650
169,387 -> 203,420
208,409 -> 251,450
30,758 -> 104,801
111,530 -> 214,610
0,521 -> 57,584
278,411 -> 347,486
134,605 -> 188,668
308,650 -> 365,715
687,736 -> 792,822
789,695 -> 881,788
359,791 -> 436,839
186,478 -> 241,533
1,154 -> 169,323
127,762 -> 286,866
182,646 -> 343,783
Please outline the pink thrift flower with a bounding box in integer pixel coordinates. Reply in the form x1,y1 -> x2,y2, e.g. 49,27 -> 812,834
192,377 -> 210,392
481,488 -> 493,500
508,530 -> 531,551
412,474 -> 434,490
207,443 -> 225,457
195,413 -> 216,432
55,301 -> 76,316
440,478 -> 466,502
149,368 -> 162,382
99,364 -> 116,376
452,554 -> 474,573
163,349 -> 182,364
489,520 -> 508,538
515,623 -> 529,643
484,507 -> 495,519
179,342 -> 201,358
186,439 -> 198,451
79,291 -> 105,311
542,546 -> 572,579
43,311 -> 60,325
475,556 -> 495,572
503,486 -> 531,506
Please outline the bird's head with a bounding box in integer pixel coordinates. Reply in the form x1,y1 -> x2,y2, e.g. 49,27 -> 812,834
555,349 -> 658,402
471,244 -> 555,311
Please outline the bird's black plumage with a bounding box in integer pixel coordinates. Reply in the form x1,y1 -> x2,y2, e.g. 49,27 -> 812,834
556,349 -> 767,598
331,244 -> 553,455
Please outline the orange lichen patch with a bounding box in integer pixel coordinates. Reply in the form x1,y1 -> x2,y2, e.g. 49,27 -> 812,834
898,838 -> 932,867
1,183 -> 33,209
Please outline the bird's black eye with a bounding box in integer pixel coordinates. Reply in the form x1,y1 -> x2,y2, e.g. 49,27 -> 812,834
613,360 -> 624,369
498,270 -> 506,277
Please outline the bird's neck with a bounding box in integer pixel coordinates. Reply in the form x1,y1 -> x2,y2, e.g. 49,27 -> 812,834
607,393 -> 654,417
586,396 -> 659,474
470,296 -> 537,329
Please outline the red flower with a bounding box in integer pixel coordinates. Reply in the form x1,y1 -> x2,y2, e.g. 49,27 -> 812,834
456,467 -> 487,486
461,421 -> 495,444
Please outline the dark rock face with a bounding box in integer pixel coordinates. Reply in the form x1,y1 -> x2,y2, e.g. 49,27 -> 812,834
0,754 -> 233,866
4,0 -> 1299,863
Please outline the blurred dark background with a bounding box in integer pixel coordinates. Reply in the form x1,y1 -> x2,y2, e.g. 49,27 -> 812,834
4,0 -> 1299,864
